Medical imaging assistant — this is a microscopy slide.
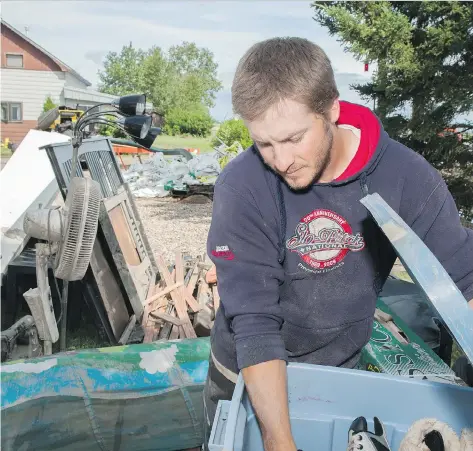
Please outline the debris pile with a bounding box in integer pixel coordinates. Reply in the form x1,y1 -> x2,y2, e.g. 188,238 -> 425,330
141,251 -> 218,341
123,141 -> 245,198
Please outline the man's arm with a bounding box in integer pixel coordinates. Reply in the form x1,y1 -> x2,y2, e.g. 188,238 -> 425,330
400,156 -> 473,304
207,179 -> 294,450
242,361 -> 297,451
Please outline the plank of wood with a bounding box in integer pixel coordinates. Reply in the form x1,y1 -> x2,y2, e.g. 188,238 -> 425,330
149,297 -> 169,313
150,311 -> 183,326
89,239 -> 130,340
155,253 -> 196,338
143,282 -> 183,307
174,254 -> 201,313
118,315 -> 136,345
212,285 -> 220,312
108,205 -> 141,266
186,261 -> 201,296
169,325 -> 180,340
184,290 -> 202,313
157,304 -> 175,340
142,284 -> 161,343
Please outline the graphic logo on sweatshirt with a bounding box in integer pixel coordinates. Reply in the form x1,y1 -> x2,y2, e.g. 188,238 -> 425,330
212,245 -> 235,261
286,209 -> 365,270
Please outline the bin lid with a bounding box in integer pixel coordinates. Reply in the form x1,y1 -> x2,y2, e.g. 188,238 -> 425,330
360,193 -> 473,365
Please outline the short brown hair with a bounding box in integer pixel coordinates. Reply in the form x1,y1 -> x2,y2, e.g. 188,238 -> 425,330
232,37 -> 339,121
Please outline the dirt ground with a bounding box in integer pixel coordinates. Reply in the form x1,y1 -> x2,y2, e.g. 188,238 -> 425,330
135,196 -> 213,264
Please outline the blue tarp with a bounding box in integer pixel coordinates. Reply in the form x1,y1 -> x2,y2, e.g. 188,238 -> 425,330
1,338 -> 211,451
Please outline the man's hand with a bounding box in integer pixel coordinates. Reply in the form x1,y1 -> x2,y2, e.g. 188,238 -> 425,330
242,360 -> 297,451
469,299 -> 473,310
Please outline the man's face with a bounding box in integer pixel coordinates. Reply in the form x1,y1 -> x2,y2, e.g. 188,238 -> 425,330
246,99 -> 338,190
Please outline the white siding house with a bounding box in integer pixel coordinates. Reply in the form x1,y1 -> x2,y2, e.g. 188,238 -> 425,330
1,20 -> 147,145
1,69 -> 66,122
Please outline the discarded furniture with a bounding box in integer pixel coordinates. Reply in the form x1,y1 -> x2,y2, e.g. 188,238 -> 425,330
41,136 -> 160,341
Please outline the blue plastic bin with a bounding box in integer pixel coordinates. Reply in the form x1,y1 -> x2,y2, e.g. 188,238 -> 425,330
208,363 -> 473,451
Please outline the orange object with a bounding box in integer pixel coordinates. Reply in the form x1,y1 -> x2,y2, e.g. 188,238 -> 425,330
112,143 -> 152,169
112,143 -> 151,155
186,148 -> 200,156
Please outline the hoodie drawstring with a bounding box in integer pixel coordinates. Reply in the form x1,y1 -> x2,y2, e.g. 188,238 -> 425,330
360,172 -> 369,196
276,178 -> 286,264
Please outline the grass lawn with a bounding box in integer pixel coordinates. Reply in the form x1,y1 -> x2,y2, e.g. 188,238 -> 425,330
1,145 -> 12,157
152,134 -> 215,153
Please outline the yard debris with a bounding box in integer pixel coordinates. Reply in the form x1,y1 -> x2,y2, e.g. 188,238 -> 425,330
141,251 -> 218,342
123,141 -> 245,198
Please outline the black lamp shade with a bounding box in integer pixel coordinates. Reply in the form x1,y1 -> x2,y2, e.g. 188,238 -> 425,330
123,115 -> 152,139
114,94 -> 146,116
134,127 -> 162,148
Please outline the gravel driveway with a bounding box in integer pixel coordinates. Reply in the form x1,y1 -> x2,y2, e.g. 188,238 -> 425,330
136,196 -> 213,264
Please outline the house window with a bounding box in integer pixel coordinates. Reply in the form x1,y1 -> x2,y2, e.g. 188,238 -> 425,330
6,53 -> 24,68
1,104 -> 7,122
1,102 -> 23,122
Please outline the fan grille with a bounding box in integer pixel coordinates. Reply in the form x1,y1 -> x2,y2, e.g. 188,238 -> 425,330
55,177 -> 102,281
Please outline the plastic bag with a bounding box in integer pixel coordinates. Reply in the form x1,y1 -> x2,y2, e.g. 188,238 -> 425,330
188,153 -> 221,177
168,160 -> 190,180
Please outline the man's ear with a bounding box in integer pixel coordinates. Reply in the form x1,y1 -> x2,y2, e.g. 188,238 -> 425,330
328,99 -> 340,124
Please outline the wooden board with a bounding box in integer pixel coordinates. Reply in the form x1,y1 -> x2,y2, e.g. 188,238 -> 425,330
143,282 -> 183,308
118,315 -> 136,345
142,283 -> 162,343
184,290 -> 202,313
89,238 -> 130,340
155,253 -> 196,338
108,204 -> 141,266
150,311 -> 183,327
175,253 -> 201,313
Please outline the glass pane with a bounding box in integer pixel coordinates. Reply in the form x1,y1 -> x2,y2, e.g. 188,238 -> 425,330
6,54 -> 23,68
1,104 -> 7,121
10,104 -> 21,121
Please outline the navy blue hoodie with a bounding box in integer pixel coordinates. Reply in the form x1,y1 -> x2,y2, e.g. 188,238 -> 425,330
207,101 -> 473,374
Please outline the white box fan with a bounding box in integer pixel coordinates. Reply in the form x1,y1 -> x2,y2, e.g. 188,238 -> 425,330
23,177 -> 102,354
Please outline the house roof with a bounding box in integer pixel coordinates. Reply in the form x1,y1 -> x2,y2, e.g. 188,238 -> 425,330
1,20 -> 92,87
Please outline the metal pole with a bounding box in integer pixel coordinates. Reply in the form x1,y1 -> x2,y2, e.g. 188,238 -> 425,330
59,281 -> 69,351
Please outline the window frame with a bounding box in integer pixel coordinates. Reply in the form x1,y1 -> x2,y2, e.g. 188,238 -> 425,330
1,102 -> 23,123
5,53 -> 24,68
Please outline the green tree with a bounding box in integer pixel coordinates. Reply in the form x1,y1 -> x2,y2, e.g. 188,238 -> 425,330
97,41 -> 223,121
163,104 -> 214,137
212,119 -> 253,149
141,46 -> 179,116
168,41 -> 223,109
98,43 -> 146,96
312,1 -> 473,219
43,96 -> 57,112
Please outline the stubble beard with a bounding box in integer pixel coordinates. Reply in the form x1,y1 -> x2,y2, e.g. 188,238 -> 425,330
286,125 -> 334,192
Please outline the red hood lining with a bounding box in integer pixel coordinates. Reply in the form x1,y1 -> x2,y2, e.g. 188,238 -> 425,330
335,101 -> 381,181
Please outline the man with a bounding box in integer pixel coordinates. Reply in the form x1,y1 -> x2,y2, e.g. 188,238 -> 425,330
204,37 -> 473,451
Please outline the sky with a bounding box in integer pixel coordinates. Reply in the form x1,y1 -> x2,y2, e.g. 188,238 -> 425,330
2,1 -> 374,121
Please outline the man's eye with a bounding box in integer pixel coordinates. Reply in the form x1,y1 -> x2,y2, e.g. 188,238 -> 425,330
291,135 -> 303,143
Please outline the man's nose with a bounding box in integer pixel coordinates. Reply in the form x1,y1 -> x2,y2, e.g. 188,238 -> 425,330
273,146 -> 294,173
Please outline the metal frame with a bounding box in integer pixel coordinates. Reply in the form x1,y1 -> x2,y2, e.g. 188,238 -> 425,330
41,136 -> 159,320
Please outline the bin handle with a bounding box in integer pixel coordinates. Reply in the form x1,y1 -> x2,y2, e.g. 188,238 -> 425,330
223,372 -> 246,451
